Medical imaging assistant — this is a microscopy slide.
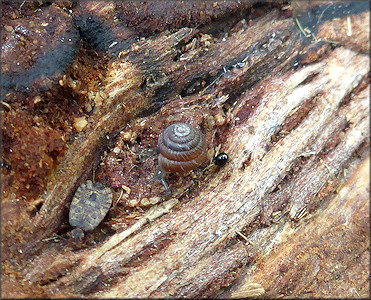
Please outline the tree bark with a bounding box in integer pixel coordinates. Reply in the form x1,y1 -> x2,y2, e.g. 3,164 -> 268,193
1,1 -> 369,298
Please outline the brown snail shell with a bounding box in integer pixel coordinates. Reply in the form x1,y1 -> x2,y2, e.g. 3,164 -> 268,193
150,122 -> 208,194
158,122 -> 207,174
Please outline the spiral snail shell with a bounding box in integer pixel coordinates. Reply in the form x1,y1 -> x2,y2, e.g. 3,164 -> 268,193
150,122 -> 208,193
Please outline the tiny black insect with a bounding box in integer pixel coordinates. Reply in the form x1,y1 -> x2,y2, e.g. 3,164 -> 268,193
214,152 -> 229,167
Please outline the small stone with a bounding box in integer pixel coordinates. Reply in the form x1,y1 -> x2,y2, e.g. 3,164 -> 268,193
73,117 -> 88,132
214,114 -> 225,126
140,198 -> 150,206
85,101 -> 93,113
33,96 -> 42,104
94,92 -> 103,106
128,198 -> 139,207
149,196 -> 161,205
113,147 -> 121,154
121,131 -> 132,141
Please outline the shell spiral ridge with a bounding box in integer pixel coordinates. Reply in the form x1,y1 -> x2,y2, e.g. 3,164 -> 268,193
157,123 -> 207,174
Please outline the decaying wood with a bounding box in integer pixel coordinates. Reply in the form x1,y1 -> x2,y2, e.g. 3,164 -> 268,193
227,157 -> 370,299
39,47 -> 368,298
19,8 -> 303,257
1,1 -> 369,298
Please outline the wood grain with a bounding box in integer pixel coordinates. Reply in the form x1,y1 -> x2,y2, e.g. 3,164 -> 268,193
1,2 -> 369,298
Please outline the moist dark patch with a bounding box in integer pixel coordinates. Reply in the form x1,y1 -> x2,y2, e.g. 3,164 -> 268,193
1,4 -> 80,97
2,36 -> 79,95
73,14 -> 135,55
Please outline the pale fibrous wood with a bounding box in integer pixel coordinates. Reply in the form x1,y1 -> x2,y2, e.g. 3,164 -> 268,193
2,3 -> 369,299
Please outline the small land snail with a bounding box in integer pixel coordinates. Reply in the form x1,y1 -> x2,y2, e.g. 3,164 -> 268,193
150,122 -> 208,194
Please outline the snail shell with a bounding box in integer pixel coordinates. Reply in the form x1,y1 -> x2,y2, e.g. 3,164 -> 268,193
158,122 -> 208,174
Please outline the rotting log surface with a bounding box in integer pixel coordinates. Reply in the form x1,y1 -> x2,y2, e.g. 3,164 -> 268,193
1,1 -> 369,298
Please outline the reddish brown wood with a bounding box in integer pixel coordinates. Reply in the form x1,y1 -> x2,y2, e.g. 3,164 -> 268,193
1,1 -> 369,298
